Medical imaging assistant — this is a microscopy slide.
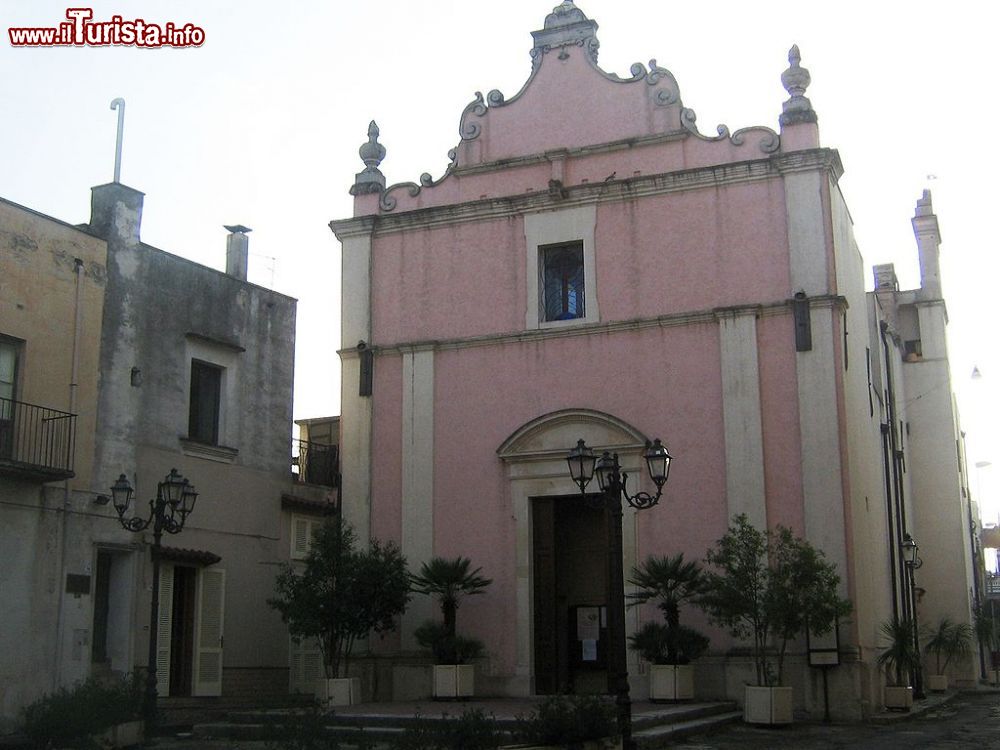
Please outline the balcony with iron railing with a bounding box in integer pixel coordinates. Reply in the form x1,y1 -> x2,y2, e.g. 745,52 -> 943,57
986,573 -> 1000,598
0,397 -> 76,482
292,439 -> 339,488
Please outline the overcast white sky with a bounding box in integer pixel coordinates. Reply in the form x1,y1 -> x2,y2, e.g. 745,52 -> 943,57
2,0 -> 997,524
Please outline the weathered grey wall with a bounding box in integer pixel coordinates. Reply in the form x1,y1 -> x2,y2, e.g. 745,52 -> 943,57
87,182 -> 300,693
91,183 -> 295,482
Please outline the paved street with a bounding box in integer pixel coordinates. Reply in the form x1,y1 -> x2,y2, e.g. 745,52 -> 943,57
675,692 -> 1000,750
149,692 -> 1000,749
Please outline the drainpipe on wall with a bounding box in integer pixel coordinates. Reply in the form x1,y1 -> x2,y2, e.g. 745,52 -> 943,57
53,258 -> 86,690
881,321 -> 909,621
881,422 -> 899,623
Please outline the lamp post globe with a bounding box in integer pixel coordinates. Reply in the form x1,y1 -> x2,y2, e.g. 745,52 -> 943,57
567,438 -> 596,492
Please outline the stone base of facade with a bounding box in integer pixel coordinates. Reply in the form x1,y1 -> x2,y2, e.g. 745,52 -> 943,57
221,667 -> 292,704
349,649 -> 884,723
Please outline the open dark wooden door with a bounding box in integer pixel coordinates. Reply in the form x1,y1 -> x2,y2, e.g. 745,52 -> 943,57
532,498 -> 558,694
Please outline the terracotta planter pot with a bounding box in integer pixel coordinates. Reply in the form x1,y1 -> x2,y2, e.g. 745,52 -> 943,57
315,677 -> 361,706
432,664 -> 475,698
884,685 -> 913,710
743,685 -> 793,724
649,664 -> 694,701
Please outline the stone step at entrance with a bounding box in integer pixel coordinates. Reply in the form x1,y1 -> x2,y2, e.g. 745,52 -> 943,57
189,699 -> 741,747
157,694 -> 313,733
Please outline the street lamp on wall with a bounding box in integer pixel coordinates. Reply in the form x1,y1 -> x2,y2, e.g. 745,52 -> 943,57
566,437 -> 673,750
568,438 -> 672,504
901,534 -> 922,570
900,533 -> 924,699
109,469 -> 198,733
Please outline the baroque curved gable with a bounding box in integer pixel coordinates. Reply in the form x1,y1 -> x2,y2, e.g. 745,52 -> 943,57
362,1 -> 801,214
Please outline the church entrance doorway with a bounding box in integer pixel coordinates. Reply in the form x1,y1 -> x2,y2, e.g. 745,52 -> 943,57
532,495 -> 609,695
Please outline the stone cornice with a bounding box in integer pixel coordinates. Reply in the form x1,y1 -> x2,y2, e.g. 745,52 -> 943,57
912,296 -> 949,324
328,149 -> 843,239
328,215 -> 377,241
453,130 -> 691,178
337,294 -> 847,358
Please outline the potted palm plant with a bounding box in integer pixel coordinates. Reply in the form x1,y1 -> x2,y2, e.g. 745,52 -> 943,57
924,617 -> 972,691
411,556 -> 492,698
878,617 -> 919,710
699,515 -> 851,724
627,553 -> 709,701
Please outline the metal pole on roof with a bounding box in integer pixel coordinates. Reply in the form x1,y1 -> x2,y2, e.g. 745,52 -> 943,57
110,98 -> 125,183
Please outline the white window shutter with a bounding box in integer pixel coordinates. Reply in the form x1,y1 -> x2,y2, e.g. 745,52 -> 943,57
155,564 -> 174,697
291,517 -> 311,560
288,635 -> 324,693
192,568 -> 226,697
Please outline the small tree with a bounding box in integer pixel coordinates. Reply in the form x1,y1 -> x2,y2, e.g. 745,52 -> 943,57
411,556 -> 492,664
268,517 -> 411,679
767,526 -> 851,684
627,553 -> 709,665
699,514 -> 851,686
924,617 -> 973,676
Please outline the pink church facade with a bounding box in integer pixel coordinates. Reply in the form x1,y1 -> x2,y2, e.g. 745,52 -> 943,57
331,2 -> 978,719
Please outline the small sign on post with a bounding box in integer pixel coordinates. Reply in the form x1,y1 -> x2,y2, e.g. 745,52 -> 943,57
807,619 -> 842,722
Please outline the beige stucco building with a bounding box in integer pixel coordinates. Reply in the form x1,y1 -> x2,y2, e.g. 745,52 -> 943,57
0,197 -> 107,729
0,184 -> 334,731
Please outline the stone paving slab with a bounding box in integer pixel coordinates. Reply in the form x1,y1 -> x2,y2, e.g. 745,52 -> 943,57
671,690 -> 1000,750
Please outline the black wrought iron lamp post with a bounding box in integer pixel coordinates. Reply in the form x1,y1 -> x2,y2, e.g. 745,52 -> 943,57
901,533 -> 924,700
109,469 -> 198,731
566,438 -> 673,750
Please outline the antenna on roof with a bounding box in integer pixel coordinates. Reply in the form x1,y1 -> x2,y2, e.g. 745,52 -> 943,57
110,98 -> 125,183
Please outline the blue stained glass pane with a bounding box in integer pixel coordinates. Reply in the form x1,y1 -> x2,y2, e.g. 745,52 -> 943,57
542,244 -> 585,321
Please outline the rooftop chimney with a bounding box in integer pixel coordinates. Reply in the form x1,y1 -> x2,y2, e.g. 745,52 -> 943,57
912,190 -> 942,300
873,263 -> 899,292
89,182 -> 144,248
224,225 -> 251,281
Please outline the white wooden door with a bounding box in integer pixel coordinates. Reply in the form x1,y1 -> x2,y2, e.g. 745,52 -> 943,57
155,564 -> 174,697
288,517 -> 322,692
192,568 -> 226,696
